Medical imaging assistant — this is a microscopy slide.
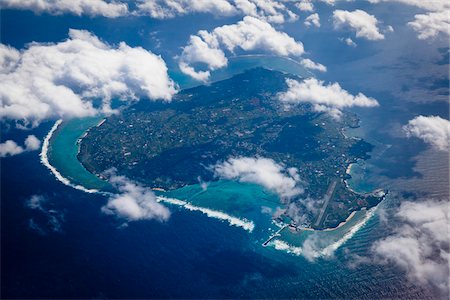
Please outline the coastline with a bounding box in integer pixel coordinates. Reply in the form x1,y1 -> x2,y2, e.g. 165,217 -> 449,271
322,211 -> 357,232
41,117 -> 380,257
42,119 -> 256,233
271,206 -> 377,258
297,210 -> 358,233
40,119 -> 99,194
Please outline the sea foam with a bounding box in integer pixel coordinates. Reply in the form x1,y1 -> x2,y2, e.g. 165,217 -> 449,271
320,207 -> 376,257
157,196 -> 255,232
269,207 -> 376,258
41,121 -> 256,232
40,119 -> 99,194
271,240 -> 302,256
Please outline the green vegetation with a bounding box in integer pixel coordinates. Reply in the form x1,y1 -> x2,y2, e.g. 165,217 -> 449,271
79,68 -> 384,229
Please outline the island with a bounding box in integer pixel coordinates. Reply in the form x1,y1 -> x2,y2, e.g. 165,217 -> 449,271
78,68 -> 384,230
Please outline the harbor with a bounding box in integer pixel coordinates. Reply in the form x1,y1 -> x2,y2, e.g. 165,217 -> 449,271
262,225 -> 288,247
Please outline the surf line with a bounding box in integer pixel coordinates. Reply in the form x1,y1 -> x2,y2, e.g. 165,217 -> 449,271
320,207 -> 376,257
41,120 -> 255,233
268,207 -> 377,258
40,119 -> 99,194
157,196 -> 255,232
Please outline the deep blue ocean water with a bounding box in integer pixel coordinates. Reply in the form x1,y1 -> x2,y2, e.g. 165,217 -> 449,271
1,76 -> 443,299
1,5 -> 448,299
1,120 -> 437,299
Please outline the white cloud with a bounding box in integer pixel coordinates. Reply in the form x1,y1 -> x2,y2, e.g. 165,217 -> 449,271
319,0 -> 336,5
403,115 -> 450,151
300,58 -> 327,72
179,16 -> 304,81
372,199 -> 449,293
340,37 -> 357,47
102,172 -> 171,222
136,0 -> 298,23
304,13 -> 320,27
1,0 -> 301,22
213,156 -> 303,199
278,78 -> 379,119
408,11 -> 450,40
0,0 -> 129,17
0,29 -> 176,127
368,0 -> 449,40
368,0 -> 450,12
233,0 -> 298,24
296,0 -> 314,12
178,34 -> 228,81
0,134 -> 41,157
0,44 -> 20,73
0,140 -> 25,157
333,9 -> 385,40
24,134 -> 41,150
136,0 -> 236,18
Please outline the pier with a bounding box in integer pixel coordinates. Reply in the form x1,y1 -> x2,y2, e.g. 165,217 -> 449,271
262,225 -> 288,247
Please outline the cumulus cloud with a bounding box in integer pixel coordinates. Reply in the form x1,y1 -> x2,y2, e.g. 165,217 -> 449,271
136,0 -> 235,18
136,0 -> 298,24
339,37 -> 357,47
178,34 -> 228,81
296,0 -> 314,12
102,172 -> 170,222
369,0 -> 449,40
179,16 -> 305,81
368,0 -> 449,12
304,13 -> 320,27
24,134 -> 41,150
408,11 -> 450,40
0,135 -> 41,157
300,58 -> 326,72
372,199 -> 449,293
213,156 -> 303,200
1,0 -> 301,22
403,115 -> 450,151
0,0 -> 129,17
0,140 -> 24,157
333,9 -> 385,40
0,29 -> 176,127
278,78 -> 379,119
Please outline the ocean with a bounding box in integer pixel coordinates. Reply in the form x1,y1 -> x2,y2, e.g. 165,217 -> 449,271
2,5 -> 448,298
1,143 -> 436,298
1,57 -> 441,299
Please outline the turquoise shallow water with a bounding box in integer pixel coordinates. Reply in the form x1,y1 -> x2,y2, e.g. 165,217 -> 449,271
347,161 -> 377,194
48,117 -> 109,191
48,55 -> 311,192
46,55 -> 381,257
164,180 -> 282,239
47,114 -> 377,257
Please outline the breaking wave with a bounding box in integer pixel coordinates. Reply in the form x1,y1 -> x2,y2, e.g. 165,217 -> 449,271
320,207 -> 376,257
40,121 -> 255,232
157,196 -> 255,232
269,207 -> 376,258
270,240 -> 302,256
40,119 -> 99,194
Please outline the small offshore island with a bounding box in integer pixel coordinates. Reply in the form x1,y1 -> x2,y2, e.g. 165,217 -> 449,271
79,68 -> 385,231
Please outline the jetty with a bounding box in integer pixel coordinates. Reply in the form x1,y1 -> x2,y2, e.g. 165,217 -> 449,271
262,224 -> 288,247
